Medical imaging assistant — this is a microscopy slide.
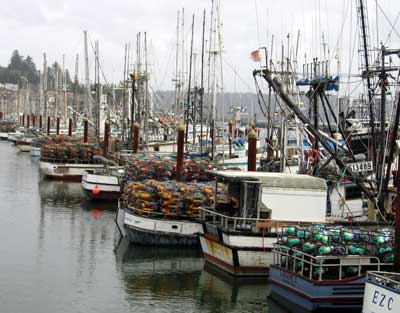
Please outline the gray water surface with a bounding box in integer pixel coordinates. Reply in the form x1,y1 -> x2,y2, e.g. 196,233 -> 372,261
0,141 -> 289,313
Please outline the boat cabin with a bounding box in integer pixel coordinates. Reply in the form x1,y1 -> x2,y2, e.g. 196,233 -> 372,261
205,170 -> 328,227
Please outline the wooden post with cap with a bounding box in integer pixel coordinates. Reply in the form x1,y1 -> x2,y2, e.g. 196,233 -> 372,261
132,122 -> 139,153
176,123 -> 185,181
47,116 -> 50,135
83,118 -> 88,143
103,120 -> 110,156
56,117 -> 60,135
39,115 -> 42,131
247,128 -> 257,171
68,118 -> 72,136
229,121 -> 233,159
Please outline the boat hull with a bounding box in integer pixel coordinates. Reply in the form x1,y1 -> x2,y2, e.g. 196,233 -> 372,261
81,172 -> 121,201
362,272 -> 400,313
199,233 -> 273,276
268,265 -> 365,312
0,132 -> 8,140
121,208 -> 203,246
39,161 -> 104,181
17,144 -> 31,152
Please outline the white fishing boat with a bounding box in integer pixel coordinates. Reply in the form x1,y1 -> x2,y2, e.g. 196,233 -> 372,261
16,137 -> 33,152
117,204 -> 203,246
198,170 -> 327,276
362,271 -> 400,313
0,132 -> 8,140
81,159 -> 124,201
39,159 -> 104,181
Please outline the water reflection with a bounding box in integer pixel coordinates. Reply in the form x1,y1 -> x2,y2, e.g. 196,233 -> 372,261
115,238 -> 290,313
1,142 -> 290,313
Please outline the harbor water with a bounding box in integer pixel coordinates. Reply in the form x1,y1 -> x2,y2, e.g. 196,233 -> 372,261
0,141 -> 290,313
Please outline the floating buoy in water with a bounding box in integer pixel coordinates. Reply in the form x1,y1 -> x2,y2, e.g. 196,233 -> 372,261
91,208 -> 100,218
92,186 -> 100,196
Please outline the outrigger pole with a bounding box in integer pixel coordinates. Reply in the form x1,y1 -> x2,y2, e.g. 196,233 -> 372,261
254,68 -> 376,204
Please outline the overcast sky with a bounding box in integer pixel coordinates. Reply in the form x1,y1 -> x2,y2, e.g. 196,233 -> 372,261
1,0 -> 399,94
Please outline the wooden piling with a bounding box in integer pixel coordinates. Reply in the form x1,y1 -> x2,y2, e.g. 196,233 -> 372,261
103,121 -> 110,156
247,128 -> 257,171
176,124 -> 185,181
133,122 -> 139,153
83,119 -> 88,143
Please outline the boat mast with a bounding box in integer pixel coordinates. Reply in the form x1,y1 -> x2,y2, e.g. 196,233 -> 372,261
83,30 -> 91,120
174,10 -> 180,151
54,62 -> 59,122
122,44 -> 127,142
217,0 -> 225,163
144,32 -> 149,150
73,54 -> 79,128
185,14 -> 195,145
199,10 -> 206,154
357,0 -> 377,174
43,53 -> 48,133
62,54 -> 67,127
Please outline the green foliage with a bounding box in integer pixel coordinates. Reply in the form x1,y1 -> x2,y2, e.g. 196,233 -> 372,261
0,50 -> 40,85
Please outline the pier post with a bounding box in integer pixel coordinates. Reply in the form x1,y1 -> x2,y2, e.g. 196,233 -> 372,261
229,121 -> 233,159
0,112 -> 3,119
68,118 -> 72,136
176,123 -> 185,181
39,115 -> 42,131
56,117 -> 60,135
27,114 -> 30,128
32,115 -> 36,127
103,120 -> 110,156
247,128 -> 257,171
22,114 -> 25,127
47,116 -> 50,135
83,119 -> 88,143
394,156 -> 400,271
132,122 -> 139,153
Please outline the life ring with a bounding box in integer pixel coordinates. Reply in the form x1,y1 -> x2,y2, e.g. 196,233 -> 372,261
309,148 -> 319,163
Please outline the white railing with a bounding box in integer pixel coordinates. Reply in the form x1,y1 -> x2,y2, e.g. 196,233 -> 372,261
273,244 -> 392,281
367,271 -> 400,290
198,207 -> 312,232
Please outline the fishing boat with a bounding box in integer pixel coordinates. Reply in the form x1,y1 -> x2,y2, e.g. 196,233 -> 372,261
269,243 -> 392,312
198,170 -> 328,276
362,271 -> 400,313
117,204 -> 203,246
0,132 -> 8,140
115,174 -> 219,247
81,156 -> 124,201
16,136 -> 33,152
39,159 -> 104,181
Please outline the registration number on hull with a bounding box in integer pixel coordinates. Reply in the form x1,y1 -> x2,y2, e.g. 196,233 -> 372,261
347,161 -> 373,173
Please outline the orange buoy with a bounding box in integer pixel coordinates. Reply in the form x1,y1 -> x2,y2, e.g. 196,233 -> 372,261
92,186 -> 101,196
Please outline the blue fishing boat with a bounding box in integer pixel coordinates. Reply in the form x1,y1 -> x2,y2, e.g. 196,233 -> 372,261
269,244 -> 392,312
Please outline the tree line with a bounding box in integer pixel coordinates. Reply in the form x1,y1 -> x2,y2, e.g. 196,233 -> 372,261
0,50 -> 74,89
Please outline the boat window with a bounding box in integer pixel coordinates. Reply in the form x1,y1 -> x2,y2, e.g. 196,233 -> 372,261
171,225 -> 178,229
344,185 -> 362,200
